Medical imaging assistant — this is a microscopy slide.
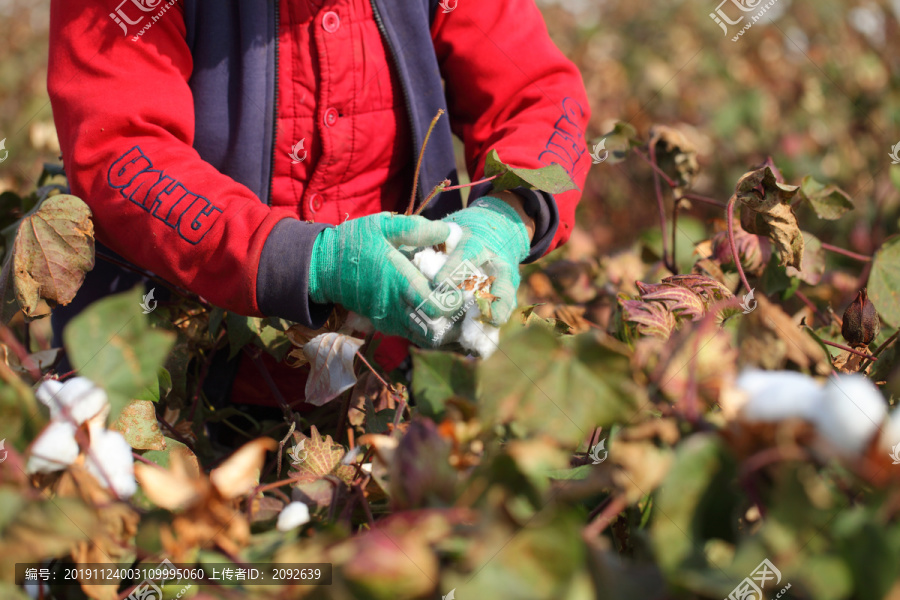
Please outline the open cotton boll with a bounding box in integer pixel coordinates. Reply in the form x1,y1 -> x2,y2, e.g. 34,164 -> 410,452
277,501 -> 311,531
36,377 -> 109,424
26,421 -> 80,474
459,305 -> 500,359
878,407 -> 900,453
411,247 -> 450,281
85,429 -> 137,498
735,369 -> 823,422
814,374 -> 887,456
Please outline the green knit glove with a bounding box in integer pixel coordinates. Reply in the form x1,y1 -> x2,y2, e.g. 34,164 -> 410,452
308,212 -> 454,342
436,196 -> 530,326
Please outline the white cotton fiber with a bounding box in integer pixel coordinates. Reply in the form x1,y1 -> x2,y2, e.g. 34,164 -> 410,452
445,222 -> 464,254
85,429 -> 137,498
459,306 -> 500,358
277,501 -> 311,531
412,248 -> 449,281
36,377 -> 109,424
879,407 -> 900,453
735,369 -> 823,423
813,374 -> 887,456
26,420 -> 80,474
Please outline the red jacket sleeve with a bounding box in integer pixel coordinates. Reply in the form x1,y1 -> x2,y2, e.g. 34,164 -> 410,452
48,1 -> 321,322
431,0 -> 592,253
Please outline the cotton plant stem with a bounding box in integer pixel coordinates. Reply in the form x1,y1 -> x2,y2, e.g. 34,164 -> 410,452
648,142 -> 672,273
412,174 -> 501,217
671,198 -> 681,275
406,109 -> 445,215
794,290 -> 829,327
860,330 -> 899,371
633,148 -> 677,187
820,242 -> 872,263
680,191 -> 727,208
583,495 -> 627,542
819,339 -> 877,361
726,194 -> 752,293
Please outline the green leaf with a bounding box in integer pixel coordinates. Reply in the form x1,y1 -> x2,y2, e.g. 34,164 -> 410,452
478,327 -> 640,445
11,194 -> 95,319
135,367 -> 173,403
110,399 -> 167,451
798,175 -> 854,220
141,436 -> 199,472
411,348 -> 477,418
484,149 -> 578,195
785,231 -> 825,285
225,312 -> 260,359
63,285 -> 175,422
869,235 -> 900,327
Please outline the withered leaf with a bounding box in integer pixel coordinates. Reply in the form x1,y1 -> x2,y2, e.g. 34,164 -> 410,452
12,194 -> 95,319
648,125 -> 699,191
303,332 -> 364,406
736,165 -> 803,269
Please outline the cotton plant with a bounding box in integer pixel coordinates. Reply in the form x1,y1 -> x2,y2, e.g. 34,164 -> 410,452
27,377 -> 137,498
735,369 -> 893,457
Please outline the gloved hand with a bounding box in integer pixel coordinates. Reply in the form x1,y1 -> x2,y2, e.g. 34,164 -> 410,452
435,196 -> 530,326
308,212 -> 455,344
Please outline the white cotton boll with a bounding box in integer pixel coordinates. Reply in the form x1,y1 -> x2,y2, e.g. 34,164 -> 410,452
85,429 -> 136,498
459,306 -> 500,358
878,407 -> 900,454
345,311 -> 375,334
36,377 -> 108,424
444,222 -> 463,254
412,248 -> 450,281
735,369 -> 823,422
26,421 -> 80,474
277,501 -> 311,531
813,374 -> 887,456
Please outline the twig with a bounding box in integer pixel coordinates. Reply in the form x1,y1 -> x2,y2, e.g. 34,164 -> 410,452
132,452 -> 165,468
413,174 -> 502,217
648,142 -> 673,273
633,148 -> 677,187
860,330 -> 900,372
820,339 -> 877,361
188,329 -> 225,422
794,290 -> 829,327
277,421 -> 296,478
158,415 -> 195,449
406,109 -> 445,215
441,175 -> 498,193
726,194 -> 752,293
671,198 -> 681,275
583,495 -> 627,542
821,243 -> 872,263
354,482 -> 375,527
680,191 -> 727,208
355,350 -> 392,390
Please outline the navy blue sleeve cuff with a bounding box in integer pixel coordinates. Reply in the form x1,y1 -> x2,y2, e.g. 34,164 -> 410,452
468,184 -> 559,263
257,218 -> 334,328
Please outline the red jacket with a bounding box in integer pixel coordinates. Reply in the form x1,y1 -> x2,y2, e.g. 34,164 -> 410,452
48,0 -> 591,405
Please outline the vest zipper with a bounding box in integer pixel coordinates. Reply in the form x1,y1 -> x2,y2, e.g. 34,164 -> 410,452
369,0 -> 423,206
267,0 -> 281,206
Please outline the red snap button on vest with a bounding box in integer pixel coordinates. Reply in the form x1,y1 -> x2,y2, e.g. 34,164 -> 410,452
309,193 -> 323,212
324,107 -> 338,127
322,11 -> 340,33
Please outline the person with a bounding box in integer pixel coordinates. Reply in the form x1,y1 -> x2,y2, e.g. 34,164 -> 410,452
47,0 -> 592,407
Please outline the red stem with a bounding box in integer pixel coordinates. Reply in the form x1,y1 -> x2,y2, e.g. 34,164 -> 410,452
633,148 -> 677,187
442,174 -> 498,192
820,339 -> 877,361
821,243 -> 872,263
726,195 -> 752,293
648,143 -> 673,273
680,191 -> 727,208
